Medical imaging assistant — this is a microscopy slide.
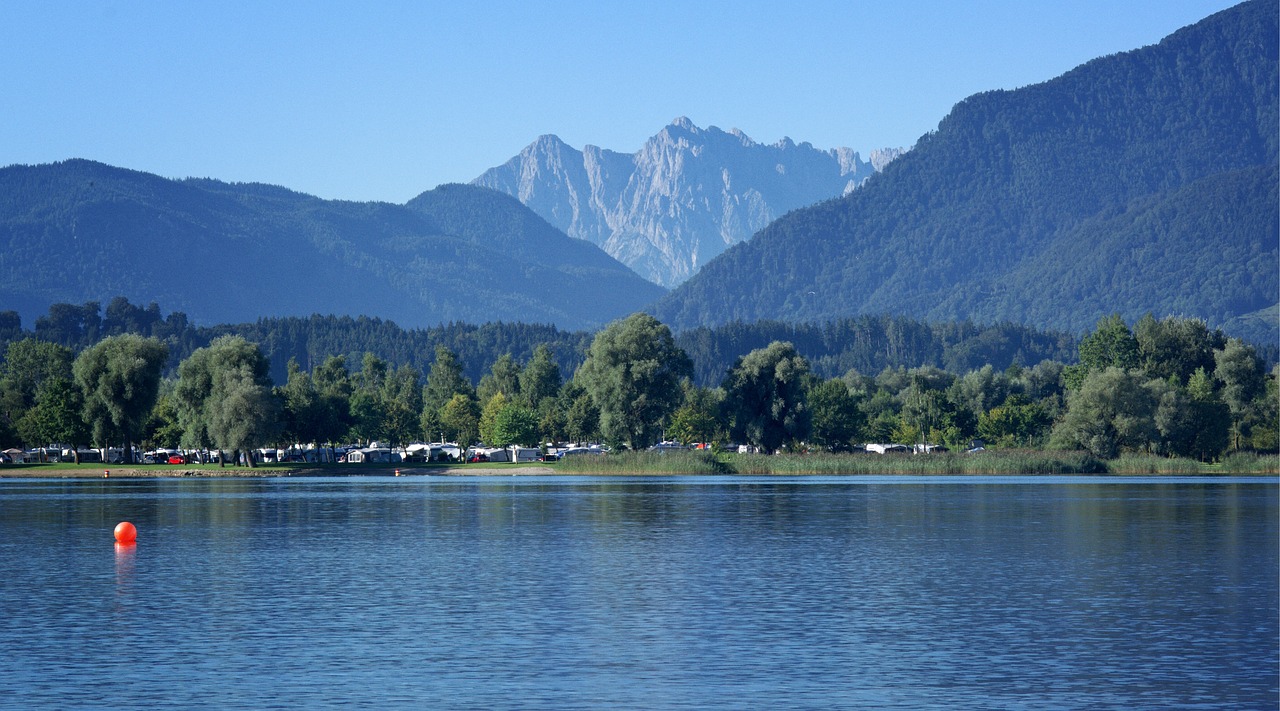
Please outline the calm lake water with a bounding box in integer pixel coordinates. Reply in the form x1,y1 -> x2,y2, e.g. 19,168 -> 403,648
0,476 -> 1275,710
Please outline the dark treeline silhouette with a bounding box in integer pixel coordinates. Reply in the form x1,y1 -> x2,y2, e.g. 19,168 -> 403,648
0,297 -> 1115,389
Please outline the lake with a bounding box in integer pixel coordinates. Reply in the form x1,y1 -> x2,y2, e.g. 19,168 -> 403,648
1,476 -> 1275,710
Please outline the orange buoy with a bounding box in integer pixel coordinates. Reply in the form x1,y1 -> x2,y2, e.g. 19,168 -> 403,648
114,521 -> 137,544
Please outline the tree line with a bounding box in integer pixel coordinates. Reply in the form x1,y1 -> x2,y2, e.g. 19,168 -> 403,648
0,311 -> 1274,463
1,296 -> 1128,389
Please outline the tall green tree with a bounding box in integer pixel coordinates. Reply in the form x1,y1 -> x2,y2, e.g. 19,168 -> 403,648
806,378 -> 865,451
1251,365 -> 1279,452
380,365 -> 422,448
1148,377 -> 1228,461
0,338 -> 74,436
73,334 -> 168,463
478,391 -> 509,446
1065,314 -> 1140,389
519,344 -> 562,409
312,355 -> 354,451
422,346 -> 473,442
348,353 -> 390,444
477,354 -> 522,404
576,313 -> 692,450
15,376 -> 88,455
722,341 -> 811,453
977,395 -> 1051,448
278,359 -> 322,450
1134,315 -> 1225,384
142,390 -> 184,451
439,393 -> 481,453
668,383 -> 724,446
1214,338 -> 1267,450
174,336 -> 278,466
210,364 -> 282,465
492,404 -> 539,447
559,380 -> 600,445
1050,367 -> 1158,458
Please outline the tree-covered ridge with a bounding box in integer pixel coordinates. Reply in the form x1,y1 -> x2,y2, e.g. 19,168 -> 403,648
654,0 -> 1278,343
0,160 -> 665,331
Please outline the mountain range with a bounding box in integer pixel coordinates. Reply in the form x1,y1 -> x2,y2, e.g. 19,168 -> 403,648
473,118 -> 904,287
653,0 -> 1278,344
0,161 -> 664,331
0,0 -> 1274,346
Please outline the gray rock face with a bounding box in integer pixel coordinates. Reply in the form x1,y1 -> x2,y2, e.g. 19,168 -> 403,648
474,117 -> 904,287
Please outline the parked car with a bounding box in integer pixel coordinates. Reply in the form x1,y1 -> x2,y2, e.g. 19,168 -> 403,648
467,454 -> 490,463
167,454 -> 186,465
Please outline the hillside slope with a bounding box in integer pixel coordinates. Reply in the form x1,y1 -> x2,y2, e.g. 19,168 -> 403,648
0,161 -> 665,330
652,0 -> 1278,342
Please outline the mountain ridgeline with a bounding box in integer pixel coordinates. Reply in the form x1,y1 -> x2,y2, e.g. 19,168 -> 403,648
474,118 -> 905,287
653,0 -> 1279,344
0,161 -> 665,331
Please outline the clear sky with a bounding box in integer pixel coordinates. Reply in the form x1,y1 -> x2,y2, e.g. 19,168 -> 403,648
0,0 -> 1244,204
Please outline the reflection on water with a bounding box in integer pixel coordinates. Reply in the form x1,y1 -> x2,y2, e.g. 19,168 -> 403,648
0,476 -> 1275,710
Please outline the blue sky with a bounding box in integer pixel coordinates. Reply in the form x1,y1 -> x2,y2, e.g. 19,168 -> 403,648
0,0 -> 1242,203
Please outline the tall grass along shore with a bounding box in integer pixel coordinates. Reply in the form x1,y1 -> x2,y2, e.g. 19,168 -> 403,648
554,450 -> 1279,476
2,450 -> 1275,477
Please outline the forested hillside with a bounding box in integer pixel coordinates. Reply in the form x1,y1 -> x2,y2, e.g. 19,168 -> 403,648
653,0 -> 1278,343
0,161 -> 664,331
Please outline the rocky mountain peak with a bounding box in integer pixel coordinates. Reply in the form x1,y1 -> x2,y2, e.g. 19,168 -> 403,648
670,116 -> 698,132
474,119 -> 905,287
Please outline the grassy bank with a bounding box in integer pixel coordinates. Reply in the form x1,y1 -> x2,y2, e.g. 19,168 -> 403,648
555,450 -> 1280,476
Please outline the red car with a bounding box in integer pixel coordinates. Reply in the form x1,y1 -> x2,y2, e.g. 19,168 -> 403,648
167,454 -> 186,465
467,454 -> 489,463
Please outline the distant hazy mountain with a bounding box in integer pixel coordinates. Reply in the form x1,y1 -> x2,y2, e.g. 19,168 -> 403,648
474,117 -> 904,287
653,0 -> 1278,344
0,160 -> 665,330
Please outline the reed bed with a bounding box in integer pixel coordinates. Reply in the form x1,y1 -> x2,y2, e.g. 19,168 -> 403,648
555,449 -> 1115,475
554,448 -> 1278,476
1215,452 -> 1280,474
554,450 -> 730,475
1107,454 -> 1205,475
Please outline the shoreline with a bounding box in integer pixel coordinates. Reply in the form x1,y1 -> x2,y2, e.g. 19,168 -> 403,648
0,466 -> 1273,479
0,465 -> 559,478
1,451 -> 1275,479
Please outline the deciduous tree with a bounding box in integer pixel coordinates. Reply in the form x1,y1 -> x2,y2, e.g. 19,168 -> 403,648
576,314 -> 691,450
722,341 -> 811,453
173,336 -> 277,466
806,378 -> 864,451
73,334 -> 168,463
